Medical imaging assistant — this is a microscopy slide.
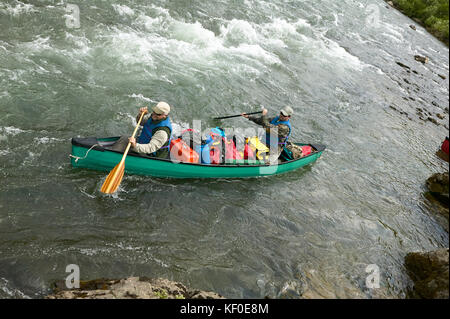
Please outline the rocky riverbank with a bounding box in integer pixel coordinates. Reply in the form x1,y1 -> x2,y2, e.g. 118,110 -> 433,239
46,277 -> 224,299
405,248 -> 449,299
385,0 -> 449,46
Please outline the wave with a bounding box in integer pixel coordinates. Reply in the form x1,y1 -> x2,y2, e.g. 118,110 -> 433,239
0,278 -> 30,299
0,1 -> 38,16
0,126 -> 27,136
112,4 -> 135,16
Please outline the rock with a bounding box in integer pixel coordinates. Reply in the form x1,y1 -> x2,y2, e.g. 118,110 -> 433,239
404,248 -> 449,299
403,78 -> 411,84
427,117 -> 439,125
436,113 -> 445,120
396,61 -> 411,69
438,74 -> 446,80
46,277 -> 225,299
387,1 -> 394,7
409,25 -> 416,31
425,172 -> 449,230
389,105 -> 398,112
436,149 -> 449,163
426,172 -> 449,198
414,55 -> 429,64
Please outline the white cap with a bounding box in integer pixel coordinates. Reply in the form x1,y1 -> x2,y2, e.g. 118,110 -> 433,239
280,106 -> 293,116
152,101 -> 171,115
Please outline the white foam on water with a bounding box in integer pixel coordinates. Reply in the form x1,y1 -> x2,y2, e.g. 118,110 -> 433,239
90,5 -> 366,86
0,91 -> 10,99
105,30 -> 156,67
220,19 -> 259,46
128,93 -> 155,103
112,4 -> 135,16
136,13 -> 166,32
115,15 -> 281,70
171,20 -> 219,48
20,36 -> 52,52
378,21 -> 405,43
0,1 -> 38,16
3,68 -> 27,83
228,44 -> 281,66
0,278 -> 30,299
33,137 -> 63,144
324,42 -> 364,69
293,32 -> 366,71
21,151 -> 37,166
380,32 -> 403,43
64,32 -> 91,55
0,126 -> 26,136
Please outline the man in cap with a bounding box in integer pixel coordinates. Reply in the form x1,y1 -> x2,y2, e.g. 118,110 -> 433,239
241,106 -> 294,162
110,101 -> 173,158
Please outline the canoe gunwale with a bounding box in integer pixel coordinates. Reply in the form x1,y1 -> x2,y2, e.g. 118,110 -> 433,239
71,137 -> 326,168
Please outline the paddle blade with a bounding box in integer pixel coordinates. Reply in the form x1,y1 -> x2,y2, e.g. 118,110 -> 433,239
100,162 -> 125,194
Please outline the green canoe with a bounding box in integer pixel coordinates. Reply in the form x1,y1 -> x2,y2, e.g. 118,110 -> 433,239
70,137 -> 325,178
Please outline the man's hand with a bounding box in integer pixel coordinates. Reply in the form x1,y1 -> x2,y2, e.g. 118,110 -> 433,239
138,107 -> 149,116
241,113 -> 249,119
129,137 -> 137,148
262,108 -> 268,116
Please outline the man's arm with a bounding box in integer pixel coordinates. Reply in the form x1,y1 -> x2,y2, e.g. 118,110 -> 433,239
248,114 -> 275,128
132,130 -> 169,154
246,113 -> 290,143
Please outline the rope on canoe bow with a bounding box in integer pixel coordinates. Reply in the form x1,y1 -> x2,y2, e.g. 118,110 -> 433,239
69,144 -> 99,163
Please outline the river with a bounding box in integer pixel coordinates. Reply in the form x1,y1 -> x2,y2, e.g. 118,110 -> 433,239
0,0 -> 448,298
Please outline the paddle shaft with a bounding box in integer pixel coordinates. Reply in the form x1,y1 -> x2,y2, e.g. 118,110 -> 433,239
213,111 -> 262,120
100,112 -> 147,194
120,112 -> 146,163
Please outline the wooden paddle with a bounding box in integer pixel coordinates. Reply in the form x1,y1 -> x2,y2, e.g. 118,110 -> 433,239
100,111 -> 146,194
213,111 -> 262,120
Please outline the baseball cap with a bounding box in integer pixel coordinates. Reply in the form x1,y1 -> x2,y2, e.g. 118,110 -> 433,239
152,101 -> 171,115
280,106 -> 293,116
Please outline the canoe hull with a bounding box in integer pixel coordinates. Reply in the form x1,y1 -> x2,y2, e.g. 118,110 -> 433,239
70,137 -> 325,179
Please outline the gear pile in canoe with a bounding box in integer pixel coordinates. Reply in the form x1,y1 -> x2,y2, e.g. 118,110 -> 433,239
70,136 -> 326,179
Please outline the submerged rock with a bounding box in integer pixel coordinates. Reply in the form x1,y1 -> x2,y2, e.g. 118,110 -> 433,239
424,172 -> 449,231
46,277 -> 224,299
414,55 -> 429,64
427,117 -> 439,125
409,25 -> 416,31
396,61 -> 410,69
404,248 -> 449,299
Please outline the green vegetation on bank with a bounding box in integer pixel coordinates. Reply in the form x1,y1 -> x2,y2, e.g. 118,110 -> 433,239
392,0 -> 449,45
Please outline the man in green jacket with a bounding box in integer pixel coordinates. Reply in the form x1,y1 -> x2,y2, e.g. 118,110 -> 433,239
242,106 -> 301,162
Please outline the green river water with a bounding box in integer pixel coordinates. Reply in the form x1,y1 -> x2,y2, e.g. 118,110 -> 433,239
0,0 -> 448,298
